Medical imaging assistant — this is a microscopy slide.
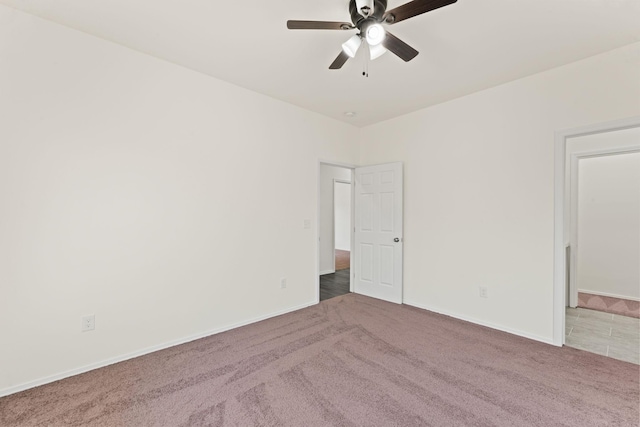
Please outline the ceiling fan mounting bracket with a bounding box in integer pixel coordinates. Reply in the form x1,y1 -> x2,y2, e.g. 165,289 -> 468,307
349,0 -> 388,27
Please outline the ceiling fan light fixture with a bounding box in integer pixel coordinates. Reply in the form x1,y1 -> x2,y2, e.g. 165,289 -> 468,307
365,23 -> 386,46
287,0 -> 459,70
369,43 -> 387,60
342,35 -> 362,58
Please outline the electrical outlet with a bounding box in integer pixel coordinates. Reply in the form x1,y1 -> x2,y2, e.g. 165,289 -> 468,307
280,278 -> 287,289
82,314 -> 95,332
479,287 -> 489,299
303,219 -> 311,229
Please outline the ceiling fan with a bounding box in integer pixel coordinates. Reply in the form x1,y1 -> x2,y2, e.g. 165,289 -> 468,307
287,0 -> 458,70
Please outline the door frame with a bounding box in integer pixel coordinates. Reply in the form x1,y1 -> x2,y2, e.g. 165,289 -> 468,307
568,146 -> 640,308
316,160 -> 357,304
553,115 -> 640,346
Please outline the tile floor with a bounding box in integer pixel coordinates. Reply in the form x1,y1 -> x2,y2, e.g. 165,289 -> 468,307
565,307 -> 640,364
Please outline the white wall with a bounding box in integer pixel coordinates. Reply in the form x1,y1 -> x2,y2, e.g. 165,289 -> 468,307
334,182 -> 352,251
319,165 -> 352,274
565,127 -> 640,243
576,151 -> 640,300
359,42 -> 640,343
0,5 -> 359,395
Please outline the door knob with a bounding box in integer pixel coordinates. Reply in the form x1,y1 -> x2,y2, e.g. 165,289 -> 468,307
394,238 -> 400,243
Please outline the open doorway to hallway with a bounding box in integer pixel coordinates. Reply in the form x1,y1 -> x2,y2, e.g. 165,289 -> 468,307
319,164 -> 353,301
563,126 -> 640,364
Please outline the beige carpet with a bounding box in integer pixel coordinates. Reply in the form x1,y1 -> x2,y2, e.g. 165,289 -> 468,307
1,294 -> 638,426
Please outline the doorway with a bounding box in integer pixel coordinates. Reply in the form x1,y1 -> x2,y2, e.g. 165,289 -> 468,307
318,164 -> 353,301
562,125 -> 640,364
554,117 -> 640,347
316,161 -> 405,304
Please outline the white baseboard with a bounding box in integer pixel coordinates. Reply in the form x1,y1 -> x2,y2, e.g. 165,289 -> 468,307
319,269 -> 335,275
578,289 -> 640,302
0,300 -> 317,398
403,299 -> 557,347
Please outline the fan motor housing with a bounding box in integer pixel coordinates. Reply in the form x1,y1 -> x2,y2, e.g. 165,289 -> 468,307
349,0 -> 388,27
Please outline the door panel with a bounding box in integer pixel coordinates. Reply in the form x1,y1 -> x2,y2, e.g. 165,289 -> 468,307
354,162 -> 403,303
360,243 -> 374,282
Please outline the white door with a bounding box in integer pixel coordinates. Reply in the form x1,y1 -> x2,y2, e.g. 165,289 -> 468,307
354,162 -> 403,304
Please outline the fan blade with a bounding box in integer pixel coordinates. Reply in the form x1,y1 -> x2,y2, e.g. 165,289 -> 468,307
329,51 -> 350,69
382,32 -> 419,62
384,0 -> 457,24
287,20 -> 354,30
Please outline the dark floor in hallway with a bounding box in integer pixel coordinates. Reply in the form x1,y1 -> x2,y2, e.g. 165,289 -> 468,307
320,269 -> 350,301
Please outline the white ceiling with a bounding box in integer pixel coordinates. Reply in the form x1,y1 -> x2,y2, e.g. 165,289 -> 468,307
2,0 -> 640,127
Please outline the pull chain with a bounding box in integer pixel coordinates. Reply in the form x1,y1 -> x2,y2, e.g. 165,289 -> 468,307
362,43 -> 370,78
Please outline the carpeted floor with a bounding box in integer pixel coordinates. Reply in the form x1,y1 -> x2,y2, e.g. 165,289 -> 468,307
335,249 -> 350,271
578,292 -> 640,319
1,294 -> 639,426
